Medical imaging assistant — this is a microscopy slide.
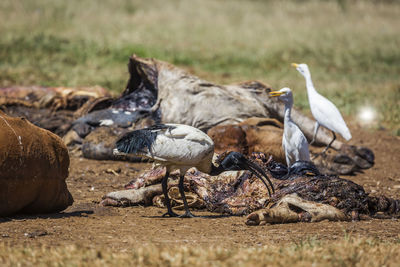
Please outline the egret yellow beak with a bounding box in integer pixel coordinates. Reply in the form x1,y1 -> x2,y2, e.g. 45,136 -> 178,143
269,91 -> 284,97
291,63 -> 299,68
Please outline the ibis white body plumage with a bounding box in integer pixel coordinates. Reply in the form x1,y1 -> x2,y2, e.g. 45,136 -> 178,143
133,124 -> 214,174
269,88 -> 310,166
114,123 -> 274,218
292,63 -> 351,152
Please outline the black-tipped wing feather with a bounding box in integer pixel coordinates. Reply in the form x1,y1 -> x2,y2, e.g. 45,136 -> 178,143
115,124 -> 177,155
116,130 -> 157,154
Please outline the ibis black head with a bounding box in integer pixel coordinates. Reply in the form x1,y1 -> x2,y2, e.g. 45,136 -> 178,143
218,151 -> 247,170
217,151 -> 275,197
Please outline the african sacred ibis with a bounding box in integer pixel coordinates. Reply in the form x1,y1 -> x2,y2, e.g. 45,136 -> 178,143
113,123 -> 274,218
292,63 -> 352,153
269,87 -> 310,166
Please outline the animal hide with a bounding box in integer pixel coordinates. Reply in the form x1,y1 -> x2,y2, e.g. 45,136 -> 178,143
0,86 -> 112,136
0,111 -> 73,216
0,86 -> 111,111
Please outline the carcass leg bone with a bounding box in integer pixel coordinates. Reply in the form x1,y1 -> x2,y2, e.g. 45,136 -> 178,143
246,193 -> 347,225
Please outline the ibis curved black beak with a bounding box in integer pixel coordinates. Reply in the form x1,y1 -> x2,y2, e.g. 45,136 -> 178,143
242,159 -> 275,197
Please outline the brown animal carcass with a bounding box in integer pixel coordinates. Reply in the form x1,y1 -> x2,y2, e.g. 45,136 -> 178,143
207,118 -> 285,163
0,111 -> 73,216
0,86 -> 113,136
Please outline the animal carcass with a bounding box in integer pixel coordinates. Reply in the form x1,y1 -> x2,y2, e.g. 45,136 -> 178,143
100,152 -> 398,224
0,111 -> 73,216
0,86 -> 112,136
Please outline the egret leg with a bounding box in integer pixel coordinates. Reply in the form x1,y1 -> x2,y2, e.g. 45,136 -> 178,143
161,171 -> 178,217
310,122 -> 320,146
178,174 -> 196,218
321,131 -> 336,154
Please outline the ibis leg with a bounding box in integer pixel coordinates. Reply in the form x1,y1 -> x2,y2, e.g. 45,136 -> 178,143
161,171 -> 178,217
178,174 -> 196,218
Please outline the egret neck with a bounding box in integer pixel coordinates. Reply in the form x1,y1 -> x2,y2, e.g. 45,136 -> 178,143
283,98 -> 293,125
305,74 -> 317,93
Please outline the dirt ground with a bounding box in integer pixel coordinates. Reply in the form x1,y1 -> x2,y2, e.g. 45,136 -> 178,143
0,124 -> 399,251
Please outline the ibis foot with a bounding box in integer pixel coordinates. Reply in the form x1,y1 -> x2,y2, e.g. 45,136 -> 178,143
179,211 -> 196,218
162,211 -> 179,217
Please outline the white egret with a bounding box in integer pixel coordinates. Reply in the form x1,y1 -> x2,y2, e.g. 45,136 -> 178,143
269,88 -> 310,166
292,63 -> 351,153
113,123 -> 274,218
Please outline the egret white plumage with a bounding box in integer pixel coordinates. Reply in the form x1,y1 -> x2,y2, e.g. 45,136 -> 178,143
269,87 -> 310,166
113,123 -> 274,218
292,63 -> 352,153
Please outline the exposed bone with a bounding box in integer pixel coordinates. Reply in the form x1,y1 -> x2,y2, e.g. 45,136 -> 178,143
246,193 -> 347,225
100,179 -> 205,210
100,184 -> 162,207
153,186 -> 205,210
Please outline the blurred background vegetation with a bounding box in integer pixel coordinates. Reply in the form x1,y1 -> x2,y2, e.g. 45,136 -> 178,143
0,0 -> 399,132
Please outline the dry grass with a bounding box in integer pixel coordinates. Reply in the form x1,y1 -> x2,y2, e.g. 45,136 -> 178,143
0,236 -> 399,266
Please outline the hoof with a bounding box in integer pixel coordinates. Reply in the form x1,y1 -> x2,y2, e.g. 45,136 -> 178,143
353,147 -> 375,169
100,197 -> 122,207
356,147 -> 375,164
339,145 -> 375,170
246,212 -> 262,226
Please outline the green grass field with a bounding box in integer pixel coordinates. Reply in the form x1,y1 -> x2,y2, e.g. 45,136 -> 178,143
1,0 -> 399,131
